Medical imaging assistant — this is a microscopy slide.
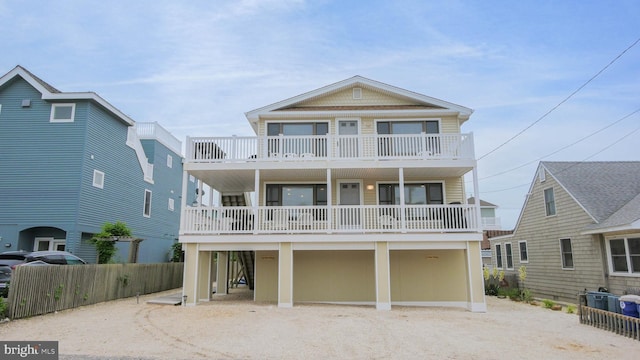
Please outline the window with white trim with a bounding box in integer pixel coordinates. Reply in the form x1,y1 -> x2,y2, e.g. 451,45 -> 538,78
505,243 -> 514,269
50,103 -> 76,122
168,198 -> 175,211
143,189 -> 152,217
495,244 -> 503,269
560,238 -> 573,269
608,237 -> 640,275
167,154 -> 173,168
92,170 -> 104,189
544,187 -> 556,216
519,241 -> 529,263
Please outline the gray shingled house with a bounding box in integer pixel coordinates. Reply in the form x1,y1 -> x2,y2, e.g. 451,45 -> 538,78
489,161 -> 640,302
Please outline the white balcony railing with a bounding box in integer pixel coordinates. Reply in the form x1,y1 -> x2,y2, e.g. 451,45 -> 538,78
181,204 -> 478,235
481,217 -> 501,230
187,133 -> 474,162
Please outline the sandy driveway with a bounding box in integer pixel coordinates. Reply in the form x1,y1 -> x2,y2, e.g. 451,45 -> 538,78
0,288 -> 637,360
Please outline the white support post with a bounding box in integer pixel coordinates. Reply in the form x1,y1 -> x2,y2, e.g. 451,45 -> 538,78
398,168 -> 406,232
326,168 -> 332,233
254,169 -> 260,234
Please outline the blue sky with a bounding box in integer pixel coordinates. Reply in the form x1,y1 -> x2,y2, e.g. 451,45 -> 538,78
1,0 -> 639,229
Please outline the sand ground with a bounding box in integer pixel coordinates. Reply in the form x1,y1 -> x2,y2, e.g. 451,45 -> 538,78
0,287 -> 638,360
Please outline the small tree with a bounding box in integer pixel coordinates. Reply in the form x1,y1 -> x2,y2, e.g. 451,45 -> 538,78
91,221 -> 132,264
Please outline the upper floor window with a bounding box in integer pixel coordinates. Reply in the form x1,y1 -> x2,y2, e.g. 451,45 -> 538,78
505,243 -> 514,269
267,122 -> 329,136
607,237 -> 640,275
50,103 -> 76,122
519,241 -> 529,263
143,189 -> 152,217
377,120 -> 439,135
166,154 -> 173,168
92,170 -> 105,189
168,198 -> 175,211
495,244 -> 503,269
560,238 -> 573,269
544,188 -> 556,216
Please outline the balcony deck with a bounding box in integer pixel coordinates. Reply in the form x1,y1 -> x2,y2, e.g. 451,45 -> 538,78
186,133 -> 474,163
181,204 -> 479,235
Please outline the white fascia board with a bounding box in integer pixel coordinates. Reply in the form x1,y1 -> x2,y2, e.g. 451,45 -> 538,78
1,67 -> 135,126
42,92 -> 135,126
581,219 -> 640,235
245,75 -> 473,122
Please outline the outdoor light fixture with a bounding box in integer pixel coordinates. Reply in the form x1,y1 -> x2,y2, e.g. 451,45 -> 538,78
366,185 -> 374,190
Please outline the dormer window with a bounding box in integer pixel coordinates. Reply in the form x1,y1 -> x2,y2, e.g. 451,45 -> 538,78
50,103 -> 76,122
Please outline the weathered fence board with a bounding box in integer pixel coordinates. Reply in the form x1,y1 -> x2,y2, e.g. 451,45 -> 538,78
579,304 -> 640,341
6,263 -> 183,319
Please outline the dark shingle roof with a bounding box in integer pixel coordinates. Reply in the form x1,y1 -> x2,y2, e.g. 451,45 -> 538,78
16,65 -> 61,93
542,161 -> 640,223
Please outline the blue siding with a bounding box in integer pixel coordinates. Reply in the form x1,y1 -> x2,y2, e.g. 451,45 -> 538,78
0,74 -> 185,263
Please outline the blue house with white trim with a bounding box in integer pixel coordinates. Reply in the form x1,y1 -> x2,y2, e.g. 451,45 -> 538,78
0,66 -> 189,263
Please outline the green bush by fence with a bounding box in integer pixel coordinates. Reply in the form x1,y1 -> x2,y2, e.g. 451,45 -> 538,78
6,263 -> 183,319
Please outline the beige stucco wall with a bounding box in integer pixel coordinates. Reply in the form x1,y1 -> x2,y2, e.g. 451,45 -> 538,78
293,250 -> 376,302
182,243 -> 198,305
390,249 -> 468,302
254,250 -> 279,302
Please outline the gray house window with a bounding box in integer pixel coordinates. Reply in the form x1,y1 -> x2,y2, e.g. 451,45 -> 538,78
505,243 -> 514,269
544,188 -> 556,216
143,189 -> 152,217
495,244 -> 503,269
519,241 -> 528,263
50,103 -> 76,122
560,238 -> 573,269
608,237 -> 640,274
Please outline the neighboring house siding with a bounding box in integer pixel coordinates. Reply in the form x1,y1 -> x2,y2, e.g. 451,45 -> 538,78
0,78 -> 83,230
492,171 -> 606,302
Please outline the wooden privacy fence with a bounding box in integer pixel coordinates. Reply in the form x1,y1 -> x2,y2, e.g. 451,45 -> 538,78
6,263 -> 183,319
579,304 -> 640,341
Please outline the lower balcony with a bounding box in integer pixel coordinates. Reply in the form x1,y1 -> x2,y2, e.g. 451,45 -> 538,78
181,204 -> 479,235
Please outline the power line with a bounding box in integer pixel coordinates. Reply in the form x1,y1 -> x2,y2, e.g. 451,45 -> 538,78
480,122 -> 640,194
478,36 -> 640,161
477,107 -> 640,181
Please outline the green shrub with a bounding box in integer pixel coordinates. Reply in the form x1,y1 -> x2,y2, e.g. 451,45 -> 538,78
0,297 -> 7,318
566,304 -> 576,314
542,299 -> 555,309
520,289 -> 533,303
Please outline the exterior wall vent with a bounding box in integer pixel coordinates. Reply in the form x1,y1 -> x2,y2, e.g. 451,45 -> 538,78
352,87 -> 362,100
21,99 -> 31,107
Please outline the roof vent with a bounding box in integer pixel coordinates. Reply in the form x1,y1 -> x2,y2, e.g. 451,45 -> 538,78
352,88 -> 362,100
21,99 -> 31,107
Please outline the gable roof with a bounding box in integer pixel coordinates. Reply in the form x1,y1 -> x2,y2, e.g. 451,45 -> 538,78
245,76 -> 473,131
0,65 -> 134,126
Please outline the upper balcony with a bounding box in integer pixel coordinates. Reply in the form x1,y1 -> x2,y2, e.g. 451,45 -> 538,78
185,133 -> 475,164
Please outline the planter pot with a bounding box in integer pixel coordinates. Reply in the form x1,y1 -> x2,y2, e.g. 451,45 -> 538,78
551,304 -> 562,311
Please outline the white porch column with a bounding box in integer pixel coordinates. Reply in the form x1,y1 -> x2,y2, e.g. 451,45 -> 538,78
216,251 -> 229,295
278,242 -> 293,308
375,241 -> 392,310
197,251 -> 212,301
254,169 -> 260,234
326,168 -> 332,233
179,170 -> 189,230
398,168 -> 406,232
472,165 -> 482,231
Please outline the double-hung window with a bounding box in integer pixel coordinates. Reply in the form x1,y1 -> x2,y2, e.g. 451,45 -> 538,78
608,237 -> 640,275
505,243 -> 514,269
544,188 -> 556,216
495,244 -> 503,269
519,241 -> 528,263
378,182 -> 443,219
143,190 -> 152,217
560,238 -> 573,269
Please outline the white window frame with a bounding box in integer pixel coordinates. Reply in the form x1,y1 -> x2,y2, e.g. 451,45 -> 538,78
505,242 -> 514,269
539,169 -> 546,182
167,154 -> 173,168
143,189 -> 152,217
605,235 -> 640,277
518,240 -> 529,263
544,187 -> 556,217
495,243 -> 503,269
189,175 -> 195,183
50,103 -> 76,123
559,238 -> 574,270
168,198 -> 175,211
92,170 -> 105,189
